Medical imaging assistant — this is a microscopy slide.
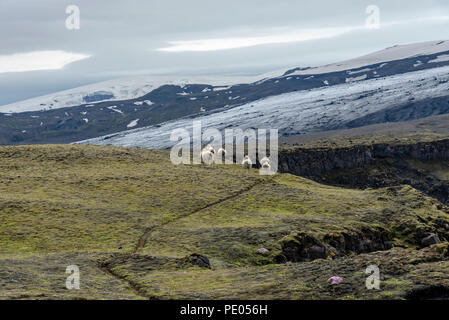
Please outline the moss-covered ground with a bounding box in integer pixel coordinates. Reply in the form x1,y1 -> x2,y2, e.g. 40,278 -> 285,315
1,144 -> 449,299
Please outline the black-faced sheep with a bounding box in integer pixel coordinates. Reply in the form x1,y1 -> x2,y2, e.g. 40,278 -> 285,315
261,161 -> 271,170
259,157 -> 270,166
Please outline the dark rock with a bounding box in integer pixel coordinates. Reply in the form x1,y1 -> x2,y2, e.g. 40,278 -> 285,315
274,254 -> 287,264
324,228 -> 393,256
421,234 -> 441,247
406,285 -> 449,300
280,233 -> 329,262
279,227 -> 397,263
187,254 -> 211,269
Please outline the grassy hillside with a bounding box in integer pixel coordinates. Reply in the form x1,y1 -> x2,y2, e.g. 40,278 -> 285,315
1,144 -> 449,299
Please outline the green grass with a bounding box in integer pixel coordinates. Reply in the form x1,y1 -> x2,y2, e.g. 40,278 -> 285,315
1,144 -> 449,300
105,246 -> 449,300
0,252 -> 144,300
0,144 -> 265,254
141,174 -> 449,266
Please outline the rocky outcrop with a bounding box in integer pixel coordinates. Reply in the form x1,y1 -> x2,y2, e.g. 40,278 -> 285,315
186,254 -> 211,269
279,233 -> 330,262
279,139 -> 449,177
278,229 -> 394,263
421,234 -> 441,247
323,228 -> 394,255
279,139 -> 449,205
406,285 -> 449,300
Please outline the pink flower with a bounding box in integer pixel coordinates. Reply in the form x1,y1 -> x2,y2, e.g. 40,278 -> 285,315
257,248 -> 269,254
328,276 -> 343,285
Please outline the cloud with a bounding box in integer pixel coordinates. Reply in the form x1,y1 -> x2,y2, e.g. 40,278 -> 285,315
0,51 -> 90,73
156,15 -> 449,53
156,26 -> 362,52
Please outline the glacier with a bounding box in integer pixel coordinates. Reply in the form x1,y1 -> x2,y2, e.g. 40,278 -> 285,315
78,65 -> 449,149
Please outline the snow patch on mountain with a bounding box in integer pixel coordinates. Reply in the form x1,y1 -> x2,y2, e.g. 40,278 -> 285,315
429,54 -> 449,63
127,119 -> 139,128
346,74 -> 367,83
347,68 -> 372,75
107,106 -> 123,114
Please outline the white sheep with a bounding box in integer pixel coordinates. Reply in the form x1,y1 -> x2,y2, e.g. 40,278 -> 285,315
261,161 -> 271,169
216,148 -> 227,163
201,149 -> 214,165
260,156 -> 270,166
204,144 -> 215,153
260,162 -> 271,173
260,158 -> 274,175
217,147 -> 226,157
241,155 -> 252,169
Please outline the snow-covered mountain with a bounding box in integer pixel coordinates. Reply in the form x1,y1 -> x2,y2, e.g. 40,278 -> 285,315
286,40 -> 449,75
0,75 -> 267,113
2,40 -> 449,146
79,64 -> 449,149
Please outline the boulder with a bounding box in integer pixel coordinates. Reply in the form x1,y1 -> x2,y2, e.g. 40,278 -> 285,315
280,232 -> 329,262
421,234 -> 441,247
187,254 -> 211,269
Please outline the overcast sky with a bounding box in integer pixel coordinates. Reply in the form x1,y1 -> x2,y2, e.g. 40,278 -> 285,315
1,0 -> 449,105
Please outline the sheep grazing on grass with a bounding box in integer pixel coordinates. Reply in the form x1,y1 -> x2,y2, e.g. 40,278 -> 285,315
260,157 -> 270,166
261,162 -> 271,170
200,145 -> 216,165
201,149 -> 214,165
204,144 -> 215,153
215,147 -> 226,163
241,155 -> 252,169
260,156 -> 273,174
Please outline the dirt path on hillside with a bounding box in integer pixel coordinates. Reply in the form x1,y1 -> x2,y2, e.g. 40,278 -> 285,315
133,178 -> 270,254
